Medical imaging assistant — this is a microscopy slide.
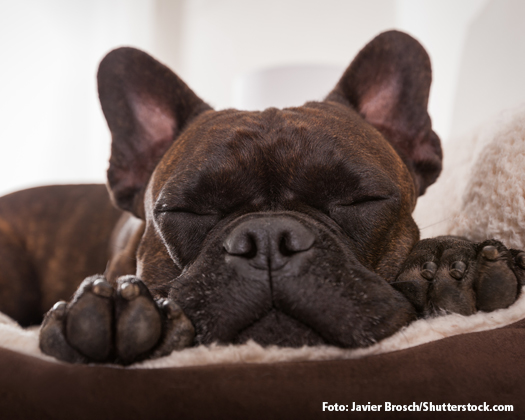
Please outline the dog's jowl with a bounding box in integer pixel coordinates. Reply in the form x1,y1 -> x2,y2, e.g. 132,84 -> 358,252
0,31 -> 523,364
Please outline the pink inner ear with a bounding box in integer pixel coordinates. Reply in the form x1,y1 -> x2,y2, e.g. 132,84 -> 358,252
129,93 -> 176,146
359,76 -> 401,128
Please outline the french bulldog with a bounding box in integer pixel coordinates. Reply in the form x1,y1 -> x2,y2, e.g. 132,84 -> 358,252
0,31 -> 523,365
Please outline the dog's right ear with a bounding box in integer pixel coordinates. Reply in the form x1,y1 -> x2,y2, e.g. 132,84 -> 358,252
98,47 -> 211,218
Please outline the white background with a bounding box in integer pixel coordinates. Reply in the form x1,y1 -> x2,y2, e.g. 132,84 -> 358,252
1,0 -> 524,196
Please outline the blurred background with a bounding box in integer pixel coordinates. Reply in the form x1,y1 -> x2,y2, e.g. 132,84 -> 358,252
1,0 -> 524,195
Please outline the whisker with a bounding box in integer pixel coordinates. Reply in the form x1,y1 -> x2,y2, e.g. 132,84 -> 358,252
418,217 -> 452,231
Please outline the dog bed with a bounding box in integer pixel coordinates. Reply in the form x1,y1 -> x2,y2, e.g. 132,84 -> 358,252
2,105 -> 525,419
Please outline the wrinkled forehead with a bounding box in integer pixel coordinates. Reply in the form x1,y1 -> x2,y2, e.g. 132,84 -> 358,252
148,102 -> 415,209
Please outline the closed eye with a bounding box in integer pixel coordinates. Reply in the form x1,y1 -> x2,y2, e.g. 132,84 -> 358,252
338,195 -> 390,206
155,205 -> 218,216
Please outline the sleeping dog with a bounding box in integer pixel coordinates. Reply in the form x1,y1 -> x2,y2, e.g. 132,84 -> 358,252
0,31 -> 523,364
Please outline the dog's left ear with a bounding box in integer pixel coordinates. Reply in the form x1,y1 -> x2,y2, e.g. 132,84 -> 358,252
326,30 -> 442,196
98,47 -> 212,218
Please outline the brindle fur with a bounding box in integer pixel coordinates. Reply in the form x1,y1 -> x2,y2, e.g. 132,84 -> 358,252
0,31 -> 522,364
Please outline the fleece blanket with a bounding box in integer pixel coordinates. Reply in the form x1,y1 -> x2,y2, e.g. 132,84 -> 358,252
414,104 -> 525,248
2,105 -> 525,419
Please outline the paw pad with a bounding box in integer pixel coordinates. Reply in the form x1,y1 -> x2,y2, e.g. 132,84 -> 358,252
40,276 -> 194,364
119,281 -> 140,300
481,245 -> 499,261
161,299 -> 183,320
449,261 -> 467,280
395,237 -> 521,317
421,261 -> 437,280
92,279 -> 113,297
516,252 -> 525,269
51,300 -> 67,317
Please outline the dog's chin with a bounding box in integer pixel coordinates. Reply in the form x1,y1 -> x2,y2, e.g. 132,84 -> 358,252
231,309 -> 327,347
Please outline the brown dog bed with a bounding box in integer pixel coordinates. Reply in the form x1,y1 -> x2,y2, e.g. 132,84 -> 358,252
1,291 -> 524,420
1,317 -> 523,420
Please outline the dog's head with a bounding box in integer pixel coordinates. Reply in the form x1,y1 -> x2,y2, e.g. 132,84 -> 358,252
98,31 -> 442,348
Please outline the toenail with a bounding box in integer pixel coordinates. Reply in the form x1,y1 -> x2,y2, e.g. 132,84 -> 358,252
120,282 -> 140,300
52,301 -> 67,318
516,252 -> 525,269
161,299 -> 182,320
92,279 -> 113,298
481,245 -> 499,261
450,261 -> 466,279
421,261 -> 437,280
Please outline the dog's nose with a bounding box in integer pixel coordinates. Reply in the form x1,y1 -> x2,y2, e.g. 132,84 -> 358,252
223,216 -> 315,272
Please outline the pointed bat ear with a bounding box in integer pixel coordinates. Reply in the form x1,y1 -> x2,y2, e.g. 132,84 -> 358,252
98,47 -> 212,218
326,30 -> 442,196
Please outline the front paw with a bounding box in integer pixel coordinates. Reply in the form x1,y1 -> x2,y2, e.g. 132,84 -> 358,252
393,237 -> 525,316
39,275 -> 194,364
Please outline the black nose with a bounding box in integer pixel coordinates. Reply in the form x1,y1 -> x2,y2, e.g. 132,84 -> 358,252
223,216 -> 315,272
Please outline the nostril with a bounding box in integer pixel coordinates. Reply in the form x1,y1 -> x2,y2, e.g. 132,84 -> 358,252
279,235 -> 295,257
240,235 -> 258,259
278,233 -> 313,256
224,233 -> 258,259
224,216 -> 315,266
279,229 -> 315,256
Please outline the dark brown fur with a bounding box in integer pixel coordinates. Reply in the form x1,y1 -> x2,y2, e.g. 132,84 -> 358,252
2,32 -> 439,343
8,31 -> 520,365
0,185 -> 121,325
3,31 -> 523,365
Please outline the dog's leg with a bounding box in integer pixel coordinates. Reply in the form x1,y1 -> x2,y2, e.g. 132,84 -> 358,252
39,275 -> 194,364
393,236 -> 525,316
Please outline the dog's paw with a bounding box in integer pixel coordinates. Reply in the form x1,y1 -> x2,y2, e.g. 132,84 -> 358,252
392,236 -> 525,316
39,275 -> 194,364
